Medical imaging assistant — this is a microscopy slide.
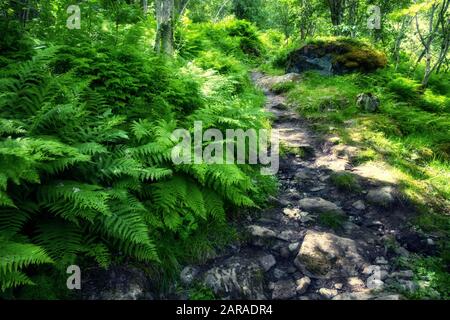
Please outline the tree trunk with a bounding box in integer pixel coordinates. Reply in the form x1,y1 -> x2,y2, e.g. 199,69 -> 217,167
327,0 -> 345,34
154,0 -> 174,55
393,16 -> 411,70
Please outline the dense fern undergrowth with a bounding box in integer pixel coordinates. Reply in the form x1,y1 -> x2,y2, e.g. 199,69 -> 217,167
0,14 -> 277,298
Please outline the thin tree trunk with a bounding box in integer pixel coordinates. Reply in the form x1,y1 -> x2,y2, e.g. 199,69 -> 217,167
154,0 -> 175,55
393,16 -> 411,70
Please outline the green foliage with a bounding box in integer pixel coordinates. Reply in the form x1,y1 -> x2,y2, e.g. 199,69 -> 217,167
330,172 -> 361,192
388,77 -> 422,100
0,35 -> 274,295
395,255 -> 450,300
188,283 -> 217,300
318,212 -> 346,230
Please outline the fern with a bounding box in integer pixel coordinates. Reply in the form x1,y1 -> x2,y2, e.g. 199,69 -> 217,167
0,238 -> 53,291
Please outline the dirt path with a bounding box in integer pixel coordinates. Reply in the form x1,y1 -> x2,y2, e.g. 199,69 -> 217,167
173,72 -> 440,301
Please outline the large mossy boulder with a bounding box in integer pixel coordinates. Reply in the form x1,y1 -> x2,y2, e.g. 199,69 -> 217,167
286,39 -> 387,75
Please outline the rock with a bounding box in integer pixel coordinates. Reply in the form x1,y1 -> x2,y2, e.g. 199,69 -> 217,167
347,277 -> 366,292
375,256 -> 388,265
277,230 -> 296,241
298,198 -> 344,215
272,280 -> 297,300
367,187 -> 395,207
288,242 -> 300,253
257,254 -> 277,272
295,277 -> 311,295
362,265 -> 388,280
82,266 -> 154,300
374,294 -> 403,300
427,238 -> 435,246
280,247 -> 291,259
287,267 -> 297,274
247,225 -> 277,238
283,208 -> 301,220
310,186 -> 326,192
390,270 -> 414,279
286,40 -> 387,75
273,268 -> 287,280
334,283 -> 343,290
397,280 -> 419,293
294,231 -> 366,279
333,292 -> 374,300
180,266 -> 199,286
356,93 -> 380,113
202,256 -> 266,299
367,278 -> 384,290
352,200 -> 366,210
318,288 -> 338,299
394,246 -> 410,258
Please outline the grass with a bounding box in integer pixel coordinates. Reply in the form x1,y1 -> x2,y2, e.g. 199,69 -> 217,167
330,172 -> 361,192
318,212 -> 347,231
280,143 -> 306,158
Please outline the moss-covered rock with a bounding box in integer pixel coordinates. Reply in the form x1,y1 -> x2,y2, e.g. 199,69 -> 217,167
286,38 -> 387,75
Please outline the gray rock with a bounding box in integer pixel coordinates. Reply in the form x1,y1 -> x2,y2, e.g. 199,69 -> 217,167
257,254 -> 277,272
273,268 -> 287,280
202,256 -> 266,299
333,292 -> 374,300
295,277 -> 311,295
82,266 -> 154,300
298,197 -> 344,215
390,270 -> 414,279
280,247 -> 291,259
374,294 -> 403,300
277,230 -> 296,241
180,266 -> 199,286
294,230 -> 366,279
395,246 -> 410,257
247,225 -> 277,238
318,288 -> 338,299
375,256 -> 389,265
367,187 -> 395,207
288,242 -> 300,253
272,280 -> 297,300
352,200 -> 366,210
362,265 -> 388,280
367,278 -> 385,290
356,93 -> 380,113
287,267 -> 297,274
398,280 -> 419,293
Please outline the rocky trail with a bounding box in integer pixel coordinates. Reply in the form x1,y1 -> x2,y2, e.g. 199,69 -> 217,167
83,72 -> 438,300
175,72 -> 439,301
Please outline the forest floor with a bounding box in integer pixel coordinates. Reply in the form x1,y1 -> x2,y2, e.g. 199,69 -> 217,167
175,71 -> 439,300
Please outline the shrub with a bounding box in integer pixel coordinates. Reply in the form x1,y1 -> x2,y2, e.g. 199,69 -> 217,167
0,44 -> 274,296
